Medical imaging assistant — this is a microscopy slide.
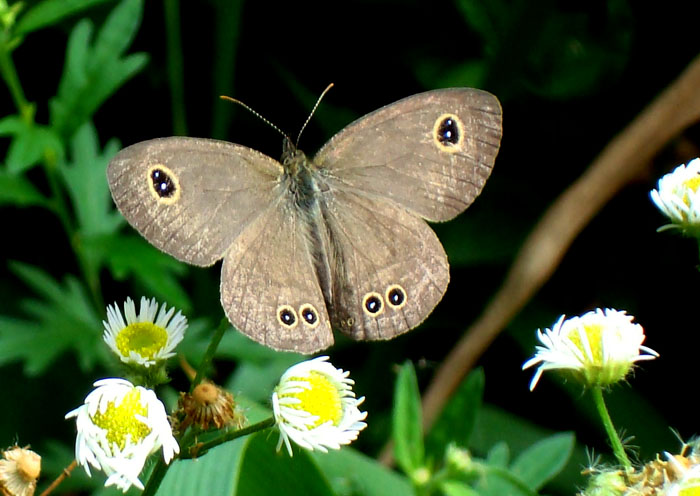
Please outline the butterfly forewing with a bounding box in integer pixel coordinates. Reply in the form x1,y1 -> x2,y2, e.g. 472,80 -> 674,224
107,137 -> 283,266
314,88 -> 502,222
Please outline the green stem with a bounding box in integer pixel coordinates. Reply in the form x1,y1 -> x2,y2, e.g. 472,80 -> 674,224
191,317 -> 229,391
591,386 -> 632,471
0,32 -> 32,122
141,455 -> 168,496
43,153 -> 105,312
141,318 -> 231,495
179,416 -> 276,459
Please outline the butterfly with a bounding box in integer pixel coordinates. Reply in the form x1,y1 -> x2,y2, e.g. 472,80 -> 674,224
107,88 -> 502,353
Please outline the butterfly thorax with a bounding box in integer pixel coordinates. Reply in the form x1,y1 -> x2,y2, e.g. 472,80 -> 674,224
281,139 -> 319,210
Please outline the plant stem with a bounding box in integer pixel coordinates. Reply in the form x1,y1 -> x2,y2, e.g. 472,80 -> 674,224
179,416 -> 276,459
0,32 -> 32,122
591,386 -> 632,471
191,317 -> 229,391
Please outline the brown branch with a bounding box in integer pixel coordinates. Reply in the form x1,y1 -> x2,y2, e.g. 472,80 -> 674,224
380,52 -> 700,465
38,459 -> 77,496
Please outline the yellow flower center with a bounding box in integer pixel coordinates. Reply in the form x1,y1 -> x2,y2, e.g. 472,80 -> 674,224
682,175 -> 700,207
116,322 -> 168,359
567,322 -> 604,364
284,372 -> 342,428
90,388 -> 151,449
679,483 -> 700,496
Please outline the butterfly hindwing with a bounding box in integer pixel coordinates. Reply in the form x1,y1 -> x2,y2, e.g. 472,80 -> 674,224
219,192 -> 334,353
318,186 -> 449,341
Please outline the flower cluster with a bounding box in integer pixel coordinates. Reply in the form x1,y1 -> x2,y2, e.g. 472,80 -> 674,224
66,297 -> 368,492
66,297 -> 187,492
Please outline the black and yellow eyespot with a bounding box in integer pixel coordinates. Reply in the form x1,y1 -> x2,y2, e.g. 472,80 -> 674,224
432,113 -> 465,153
299,304 -> 320,328
385,284 -> 407,310
147,164 -> 181,204
277,305 -> 298,329
362,292 -> 384,317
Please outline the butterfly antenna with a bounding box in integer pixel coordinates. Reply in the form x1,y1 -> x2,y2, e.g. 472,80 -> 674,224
296,83 -> 334,147
220,95 -> 291,143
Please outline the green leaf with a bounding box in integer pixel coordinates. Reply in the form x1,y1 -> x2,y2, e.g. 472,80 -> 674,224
311,446 -> 414,496
226,348 -> 302,403
0,115 -> 23,135
510,432 -> 575,490
0,171 -> 47,206
60,122 -> 123,237
3,121 -> 63,173
440,480 -> 480,496
485,442 -> 510,467
15,0 -> 114,35
235,432 -> 335,495
160,429 -> 337,495
50,0 -> 148,138
426,368 -> 484,461
393,360 -> 425,476
100,234 -> 191,312
453,0 -> 506,53
157,440 -> 246,495
2,262 -> 103,375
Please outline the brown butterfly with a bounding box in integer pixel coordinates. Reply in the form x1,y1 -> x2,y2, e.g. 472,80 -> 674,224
107,88 -> 502,353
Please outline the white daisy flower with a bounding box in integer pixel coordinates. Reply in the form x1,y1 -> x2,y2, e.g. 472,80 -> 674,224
272,356 -> 367,456
522,308 -> 658,390
650,157 -> 700,234
103,297 -> 187,368
0,446 -> 41,496
65,378 -> 179,492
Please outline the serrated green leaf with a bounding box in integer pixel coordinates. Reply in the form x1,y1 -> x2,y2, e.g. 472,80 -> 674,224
0,316 -> 42,367
0,171 -> 47,206
5,122 -> 63,173
60,122 -> 123,237
393,361 -> 425,476
510,432 -> 575,490
50,0 -> 148,138
426,369 -> 484,461
90,0 -> 141,68
14,0 -> 114,35
99,234 -> 191,311
3,262 -> 102,375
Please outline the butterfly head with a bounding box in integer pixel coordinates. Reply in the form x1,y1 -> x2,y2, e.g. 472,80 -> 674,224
281,138 -> 309,176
